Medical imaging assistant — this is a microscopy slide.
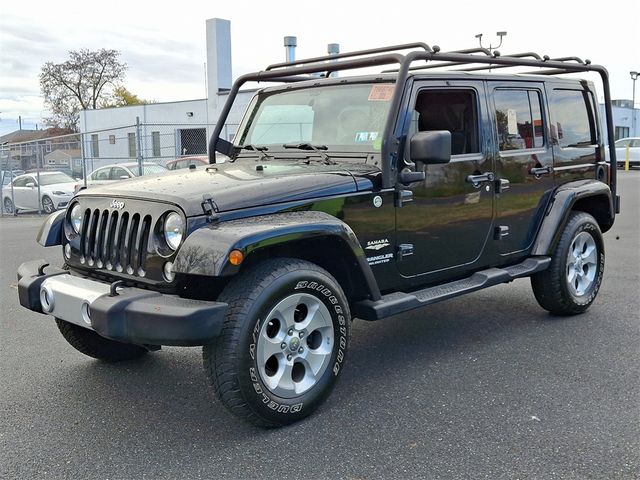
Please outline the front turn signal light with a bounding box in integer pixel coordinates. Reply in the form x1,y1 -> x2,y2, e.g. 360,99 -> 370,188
229,250 -> 244,266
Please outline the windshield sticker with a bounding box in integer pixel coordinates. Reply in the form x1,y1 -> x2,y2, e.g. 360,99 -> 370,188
355,131 -> 379,142
368,84 -> 395,101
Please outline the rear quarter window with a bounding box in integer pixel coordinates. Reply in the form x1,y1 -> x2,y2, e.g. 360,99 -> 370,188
549,89 -> 597,148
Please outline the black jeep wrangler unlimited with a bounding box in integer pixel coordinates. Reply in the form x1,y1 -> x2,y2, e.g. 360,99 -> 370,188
18,43 -> 619,427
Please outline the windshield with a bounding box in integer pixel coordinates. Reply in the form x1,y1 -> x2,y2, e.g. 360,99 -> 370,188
39,173 -> 75,185
142,164 -> 167,175
236,83 -> 395,152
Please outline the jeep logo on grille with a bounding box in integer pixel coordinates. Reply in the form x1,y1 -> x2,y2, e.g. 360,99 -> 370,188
110,199 -> 125,210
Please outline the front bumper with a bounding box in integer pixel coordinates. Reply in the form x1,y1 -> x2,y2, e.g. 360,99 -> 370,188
17,260 -> 227,346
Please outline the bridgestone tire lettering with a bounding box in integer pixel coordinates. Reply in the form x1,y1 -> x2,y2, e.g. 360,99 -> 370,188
203,258 -> 351,428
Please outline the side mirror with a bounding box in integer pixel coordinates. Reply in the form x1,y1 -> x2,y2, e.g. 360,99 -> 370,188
410,130 -> 452,164
26,182 -> 35,188
119,175 -> 130,180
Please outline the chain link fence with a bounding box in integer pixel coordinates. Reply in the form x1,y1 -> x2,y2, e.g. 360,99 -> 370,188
1,121 -> 238,216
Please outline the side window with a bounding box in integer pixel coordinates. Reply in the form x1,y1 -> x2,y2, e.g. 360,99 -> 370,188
26,176 -> 37,186
128,133 -> 137,158
494,89 -> 544,151
12,177 -> 27,187
549,89 -> 596,148
110,167 -> 130,179
412,89 -> 479,155
92,168 -> 110,181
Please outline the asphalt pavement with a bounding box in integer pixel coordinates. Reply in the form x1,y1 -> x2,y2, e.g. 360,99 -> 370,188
1,171 -> 638,479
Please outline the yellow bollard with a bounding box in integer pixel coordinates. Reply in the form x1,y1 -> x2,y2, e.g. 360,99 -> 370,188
625,144 -> 630,171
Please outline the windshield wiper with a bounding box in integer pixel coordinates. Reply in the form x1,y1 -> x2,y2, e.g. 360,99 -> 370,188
282,143 -> 336,165
231,144 -> 270,162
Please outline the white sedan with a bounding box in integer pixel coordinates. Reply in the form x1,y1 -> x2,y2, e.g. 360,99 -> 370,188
615,137 -> 640,168
78,162 -> 167,191
2,171 -> 76,214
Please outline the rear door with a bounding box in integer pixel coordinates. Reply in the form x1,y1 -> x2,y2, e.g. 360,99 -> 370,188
395,80 -> 495,278
489,82 -> 554,256
16,175 -> 39,210
10,176 -> 29,209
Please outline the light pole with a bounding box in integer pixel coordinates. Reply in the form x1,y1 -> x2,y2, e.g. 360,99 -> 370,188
475,31 -> 507,54
632,71 -> 639,136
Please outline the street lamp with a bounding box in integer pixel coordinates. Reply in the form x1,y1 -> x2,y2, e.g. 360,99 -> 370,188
632,71 -> 639,136
475,31 -> 507,54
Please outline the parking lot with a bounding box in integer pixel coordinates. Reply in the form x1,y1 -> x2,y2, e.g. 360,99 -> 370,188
0,171 -> 638,479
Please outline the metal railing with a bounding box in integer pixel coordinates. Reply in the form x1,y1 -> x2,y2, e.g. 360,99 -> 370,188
0,121 -> 238,216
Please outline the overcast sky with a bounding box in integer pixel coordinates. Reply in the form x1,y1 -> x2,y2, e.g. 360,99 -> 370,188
1,0 -> 638,136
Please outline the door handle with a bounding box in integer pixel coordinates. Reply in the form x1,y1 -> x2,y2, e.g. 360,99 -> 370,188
466,172 -> 494,188
529,166 -> 553,178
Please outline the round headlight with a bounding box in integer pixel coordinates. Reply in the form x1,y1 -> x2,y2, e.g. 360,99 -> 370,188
70,204 -> 83,233
163,212 -> 184,250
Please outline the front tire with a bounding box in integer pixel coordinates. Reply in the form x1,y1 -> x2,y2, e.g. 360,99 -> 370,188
203,258 -> 350,428
55,319 -> 148,361
42,195 -> 55,213
531,211 -> 604,315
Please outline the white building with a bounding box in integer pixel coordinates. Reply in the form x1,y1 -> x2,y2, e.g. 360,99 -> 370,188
79,18 -> 255,170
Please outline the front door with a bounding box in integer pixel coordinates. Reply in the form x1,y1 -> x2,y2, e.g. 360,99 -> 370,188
489,82 -> 555,256
395,81 -> 494,278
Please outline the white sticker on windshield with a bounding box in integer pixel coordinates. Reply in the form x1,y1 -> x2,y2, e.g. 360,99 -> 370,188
355,131 -> 379,142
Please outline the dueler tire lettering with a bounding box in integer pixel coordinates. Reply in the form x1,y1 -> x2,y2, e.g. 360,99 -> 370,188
202,258 -> 351,428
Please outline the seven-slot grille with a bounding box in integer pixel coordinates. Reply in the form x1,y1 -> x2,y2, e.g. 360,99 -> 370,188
79,208 -> 153,277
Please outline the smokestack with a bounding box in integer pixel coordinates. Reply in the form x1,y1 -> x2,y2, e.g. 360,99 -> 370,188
284,36 -> 297,63
206,18 -> 232,113
327,43 -> 340,78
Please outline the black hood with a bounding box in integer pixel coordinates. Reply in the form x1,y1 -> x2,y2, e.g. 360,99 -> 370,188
76,160 -> 380,216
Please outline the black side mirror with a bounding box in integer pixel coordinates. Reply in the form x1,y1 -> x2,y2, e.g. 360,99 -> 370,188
410,130 -> 452,164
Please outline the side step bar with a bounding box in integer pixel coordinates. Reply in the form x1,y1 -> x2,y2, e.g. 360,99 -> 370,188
354,257 -> 551,321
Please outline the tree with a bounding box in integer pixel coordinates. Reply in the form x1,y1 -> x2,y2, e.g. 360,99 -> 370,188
40,49 -> 127,131
100,86 -> 152,108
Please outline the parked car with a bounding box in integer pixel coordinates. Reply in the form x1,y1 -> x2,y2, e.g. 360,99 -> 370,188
615,137 -> 640,168
78,162 -> 168,191
3,171 -> 75,214
166,156 -> 209,170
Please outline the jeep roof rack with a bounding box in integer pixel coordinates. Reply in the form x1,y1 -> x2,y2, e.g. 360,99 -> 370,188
208,42 -> 616,198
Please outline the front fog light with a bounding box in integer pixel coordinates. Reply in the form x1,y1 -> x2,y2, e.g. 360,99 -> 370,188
163,261 -> 175,282
81,302 -> 92,325
163,212 -> 184,250
40,285 -> 54,313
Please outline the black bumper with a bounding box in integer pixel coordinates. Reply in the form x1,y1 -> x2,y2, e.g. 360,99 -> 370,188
17,260 -> 228,346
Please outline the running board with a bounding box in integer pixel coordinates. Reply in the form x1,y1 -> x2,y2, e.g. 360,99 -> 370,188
354,257 -> 551,321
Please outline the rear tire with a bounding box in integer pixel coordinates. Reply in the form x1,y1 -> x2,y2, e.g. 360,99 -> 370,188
4,197 -> 15,214
55,319 -> 148,362
531,211 -> 604,315
203,258 -> 350,428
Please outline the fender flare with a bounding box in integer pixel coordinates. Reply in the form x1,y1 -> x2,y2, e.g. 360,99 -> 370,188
531,180 -> 614,256
36,209 -> 65,247
173,211 -> 381,301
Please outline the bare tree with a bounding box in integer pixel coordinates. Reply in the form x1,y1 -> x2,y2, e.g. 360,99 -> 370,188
40,49 -> 127,131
